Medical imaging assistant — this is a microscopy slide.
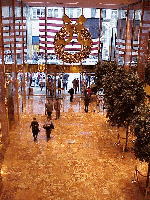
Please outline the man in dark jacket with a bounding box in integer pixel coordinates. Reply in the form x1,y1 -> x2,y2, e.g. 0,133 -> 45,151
45,100 -> 53,119
84,95 -> 89,113
68,88 -> 74,102
54,98 -> 61,119
30,117 -> 39,141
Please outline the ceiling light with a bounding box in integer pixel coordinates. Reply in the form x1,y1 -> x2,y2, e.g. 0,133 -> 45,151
102,4 -> 117,5
56,2 -> 64,4
65,2 -> 79,4
29,2 -> 44,3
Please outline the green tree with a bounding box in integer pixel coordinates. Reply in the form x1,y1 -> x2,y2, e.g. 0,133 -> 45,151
95,62 -> 146,151
132,104 -> 150,194
95,61 -> 117,89
145,62 -> 150,86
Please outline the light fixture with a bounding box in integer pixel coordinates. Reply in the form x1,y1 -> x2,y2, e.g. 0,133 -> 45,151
65,2 -> 79,4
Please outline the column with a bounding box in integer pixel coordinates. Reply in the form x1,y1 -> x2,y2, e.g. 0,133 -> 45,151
12,0 -> 19,122
124,5 -> 131,71
98,8 -> 102,62
137,0 -> 145,79
21,0 -> 26,113
0,0 -> 9,195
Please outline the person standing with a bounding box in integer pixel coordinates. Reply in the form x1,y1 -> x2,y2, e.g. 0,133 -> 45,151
43,116 -> 54,141
74,78 -> 78,94
88,87 -> 91,98
68,88 -> 74,102
29,73 -> 32,87
45,100 -> 53,119
54,98 -> 61,119
77,78 -> 79,92
58,77 -> 61,94
30,117 -> 40,141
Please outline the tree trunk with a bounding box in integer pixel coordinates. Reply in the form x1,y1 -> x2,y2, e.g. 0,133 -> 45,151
146,162 -> 150,196
125,123 -> 129,152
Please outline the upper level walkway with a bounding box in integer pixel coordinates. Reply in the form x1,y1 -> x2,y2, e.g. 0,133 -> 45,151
0,93 -> 145,199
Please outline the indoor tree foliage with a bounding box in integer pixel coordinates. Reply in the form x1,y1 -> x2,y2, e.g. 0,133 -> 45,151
132,104 -> 150,192
145,62 -> 150,86
95,62 -> 146,151
95,61 -> 117,89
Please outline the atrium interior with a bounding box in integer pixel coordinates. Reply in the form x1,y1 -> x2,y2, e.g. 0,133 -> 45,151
0,0 -> 150,199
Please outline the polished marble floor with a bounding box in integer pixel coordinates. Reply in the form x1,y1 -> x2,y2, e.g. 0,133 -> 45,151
0,93 -> 147,199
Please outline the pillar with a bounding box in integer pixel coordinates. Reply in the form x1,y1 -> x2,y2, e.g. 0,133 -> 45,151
12,0 -> 19,122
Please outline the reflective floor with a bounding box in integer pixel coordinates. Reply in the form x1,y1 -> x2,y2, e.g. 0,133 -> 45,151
1,93 -> 147,199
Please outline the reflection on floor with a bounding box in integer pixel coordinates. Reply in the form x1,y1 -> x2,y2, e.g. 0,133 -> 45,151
1,93 -> 146,199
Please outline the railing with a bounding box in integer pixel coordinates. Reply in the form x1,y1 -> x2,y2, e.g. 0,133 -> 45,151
133,165 -> 150,198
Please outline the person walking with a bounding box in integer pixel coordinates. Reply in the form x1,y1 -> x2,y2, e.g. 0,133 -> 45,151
45,100 -> 53,119
43,116 -> 54,141
84,95 -> 89,113
30,117 -> 40,141
54,98 -> 61,119
68,88 -> 74,102
88,87 -> 91,98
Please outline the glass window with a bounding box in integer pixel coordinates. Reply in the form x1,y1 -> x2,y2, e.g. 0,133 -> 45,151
54,9 -> 58,18
77,8 -> 81,18
91,8 -> 96,18
41,9 -> 45,17
65,8 -> 69,17
32,8 -> 37,18
102,10 -> 106,18
111,10 -> 117,19
48,9 -> 53,17
37,9 -> 40,17
60,8 -> 64,18
15,7 -> 21,17
135,10 -> 141,20
70,8 -> 73,18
